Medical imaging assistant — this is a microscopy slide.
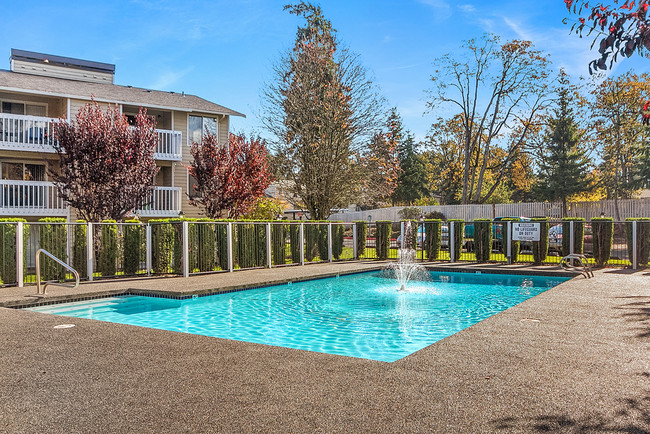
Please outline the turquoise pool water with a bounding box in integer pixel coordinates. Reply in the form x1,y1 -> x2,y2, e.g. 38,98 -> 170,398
26,271 -> 569,362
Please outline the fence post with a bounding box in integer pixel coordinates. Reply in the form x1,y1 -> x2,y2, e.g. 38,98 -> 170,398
507,221 -> 512,265
146,224 -> 152,276
450,222 -> 455,263
16,222 -> 23,288
227,222 -> 234,273
299,223 -> 305,266
633,220 -> 638,270
569,221 -> 575,254
400,221 -> 405,250
328,223 -> 333,262
86,222 -> 94,281
266,222 -> 272,268
353,223 -> 358,259
182,221 -> 189,277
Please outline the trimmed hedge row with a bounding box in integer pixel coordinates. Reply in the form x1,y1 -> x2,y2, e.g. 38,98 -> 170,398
355,221 -> 367,257
531,218 -> 549,265
500,218 -> 520,262
376,221 -> 391,260
474,219 -> 492,263
448,219 -> 464,261
38,217 -> 67,281
0,219 -> 29,285
591,217 -> 613,266
562,218 -> 585,256
423,219 -> 442,261
625,218 -> 650,267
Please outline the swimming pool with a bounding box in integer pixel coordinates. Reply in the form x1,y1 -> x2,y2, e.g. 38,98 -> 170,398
26,271 -> 569,362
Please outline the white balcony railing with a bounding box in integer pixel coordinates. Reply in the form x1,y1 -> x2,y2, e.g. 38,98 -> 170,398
136,186 -> 181,217
0,113 -> 182,160
0,180 -> 68,216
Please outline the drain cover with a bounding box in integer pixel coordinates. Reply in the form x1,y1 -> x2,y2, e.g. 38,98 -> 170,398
53,324 -> 76,329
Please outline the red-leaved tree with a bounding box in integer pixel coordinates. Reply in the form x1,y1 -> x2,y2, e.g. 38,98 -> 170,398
565,0 -> 650,72
188,133 -> 272,218
51,101 -> 159,222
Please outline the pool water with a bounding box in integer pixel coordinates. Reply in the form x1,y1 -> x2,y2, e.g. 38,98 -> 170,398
26,271 -> 569,362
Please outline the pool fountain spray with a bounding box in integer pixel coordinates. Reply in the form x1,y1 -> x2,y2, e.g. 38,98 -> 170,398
383,221 -> 430,291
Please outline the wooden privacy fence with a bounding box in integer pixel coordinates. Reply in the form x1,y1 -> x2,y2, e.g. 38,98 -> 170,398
330,198 -> 650,222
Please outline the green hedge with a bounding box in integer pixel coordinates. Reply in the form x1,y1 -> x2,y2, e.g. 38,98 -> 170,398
500,218 -> 520,263
38,218 -> 67,281
195,219 -> 216,272
474,219 -> 492,263
449,219 -> 464,261
625,218 -> 650,267
304,223 -> 319,261
0,219 -> 29,285
423,219 -> 442,261
332,223 -> 344,260
376,221 -> 392,260
354,221 -> 367,258
123,219 -> 143,275
215,221 -> 229,271
271,223 -> 287,265
317,224 -> 329,261
289,223 -> 301,263
73,221 -> 87,278
592,217 -> 614,267
99,220 -> 118,276
235,222 -> 266,268
151,219 -> 174,274
531,218 -> 549,265
562,218 -> 585,255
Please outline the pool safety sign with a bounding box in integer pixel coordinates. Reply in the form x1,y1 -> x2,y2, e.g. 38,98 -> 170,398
512,222 -> 540,241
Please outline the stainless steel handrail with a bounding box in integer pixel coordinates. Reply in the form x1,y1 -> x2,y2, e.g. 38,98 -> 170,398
35,248 -> 80,295
560,253 -> 594,278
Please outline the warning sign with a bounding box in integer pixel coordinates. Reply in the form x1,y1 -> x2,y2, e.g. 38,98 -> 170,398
512,222 -> 540,241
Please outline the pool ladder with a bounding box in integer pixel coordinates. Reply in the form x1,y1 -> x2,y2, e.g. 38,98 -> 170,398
560,254 -> 594,279
35,248 -> 80,295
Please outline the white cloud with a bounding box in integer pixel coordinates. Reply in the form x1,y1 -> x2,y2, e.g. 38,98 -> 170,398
417,0 -> 452,20
458,4 -> 476,14
149,67 -> 194,90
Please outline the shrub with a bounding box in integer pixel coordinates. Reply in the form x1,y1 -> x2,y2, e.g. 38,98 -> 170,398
500,218 -> 520,263
531,218 -> 549,265
289,222 -> 301,263
99,220 -> 118,276
73,221 -> 87,278
0,219 -> 29,285
376,221 -> 392,260
304,223 -> 319,261
424,210 -> 446,220
592,217 -> 614,266
474,219 -> 492,263
235,222 -> 266,268
123,219 -> 143,275
423,219 -> 442,261
332,223 -> 344,260
151,219 -> 174,274
317,224 -> 329,261
354,221 -> 367,258
449,219 -> 465,261
214,221 -> 229,271
562,218 -> 585,255
398,207 -> 422,221
196,219 -> 216,272
271,223 -> 287,265
625,218 -> 650,267
38,218 -> 68,281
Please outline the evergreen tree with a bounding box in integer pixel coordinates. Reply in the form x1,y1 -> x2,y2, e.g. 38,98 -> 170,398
392,134 -> 429,205
535,72 -> 592,217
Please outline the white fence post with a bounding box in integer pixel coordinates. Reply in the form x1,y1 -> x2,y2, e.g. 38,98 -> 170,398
507,221 -> 512,265
569,221 -> 575,254
450,222 -> 455,263
299,223 -> 305,266
182,221 -> 189,277
86,222 -> 93,281
328,223 -> 333,262
266,222 -> 272,268
146,223 -> 152,277
16,222 -> 23,288
227,222 -> 234,272
632,220 -> 638,270
353,223 -> 358,260
400,221 -> 405,250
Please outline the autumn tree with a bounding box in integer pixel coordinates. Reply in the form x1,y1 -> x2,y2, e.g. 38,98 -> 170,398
565,0 -> 650,72
188,133 -> 272,218
591,72 -> 650,218
262,1 -> 383,220
357,108 -> 402,208
51,102 -> 159,222
535,73 -> 593,217
427,34 -> 552,204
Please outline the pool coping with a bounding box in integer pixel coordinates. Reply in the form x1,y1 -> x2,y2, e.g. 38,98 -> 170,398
4,262 -> 579,309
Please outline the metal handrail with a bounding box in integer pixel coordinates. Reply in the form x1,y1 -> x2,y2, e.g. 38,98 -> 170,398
560,253 -> 594,279
35,248 -> 80,295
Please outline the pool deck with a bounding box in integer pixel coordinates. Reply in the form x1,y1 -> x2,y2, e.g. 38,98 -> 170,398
1,262 -> 649,432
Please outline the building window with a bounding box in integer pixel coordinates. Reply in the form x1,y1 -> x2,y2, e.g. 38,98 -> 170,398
188,115 -> 218,145
187,170 -> 200,199
1,162 -> 46,181
1,101 -> 47,117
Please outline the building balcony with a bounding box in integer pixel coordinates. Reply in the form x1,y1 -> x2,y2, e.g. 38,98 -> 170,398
135,186 -> 182,218
0,113 -> 182,160
0,180 -> 67,216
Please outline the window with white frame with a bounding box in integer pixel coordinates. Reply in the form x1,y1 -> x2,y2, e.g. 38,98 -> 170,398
1,101 -> 47,117
188,115 -> 218,145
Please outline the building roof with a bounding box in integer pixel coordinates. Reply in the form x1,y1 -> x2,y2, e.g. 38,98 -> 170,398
0,69 -> 245,117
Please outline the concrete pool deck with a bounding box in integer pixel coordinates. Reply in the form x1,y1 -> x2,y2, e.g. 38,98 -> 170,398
0,262 -> 649,432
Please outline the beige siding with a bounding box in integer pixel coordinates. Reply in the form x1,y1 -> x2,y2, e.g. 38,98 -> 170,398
12,59 -> 113,84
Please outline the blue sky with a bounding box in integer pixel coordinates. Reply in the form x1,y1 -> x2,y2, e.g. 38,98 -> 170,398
2,0 -> 649,141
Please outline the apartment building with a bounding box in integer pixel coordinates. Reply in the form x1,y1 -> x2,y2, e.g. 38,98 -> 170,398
0,49 -> 244,221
